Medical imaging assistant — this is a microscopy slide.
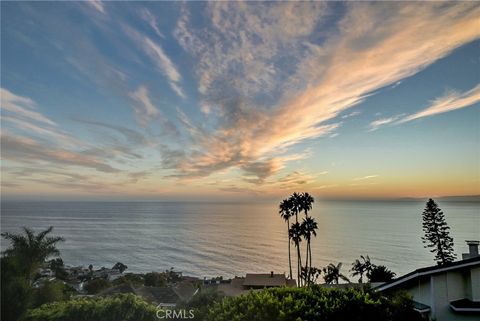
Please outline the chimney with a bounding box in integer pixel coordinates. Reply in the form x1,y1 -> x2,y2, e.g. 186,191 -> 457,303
270,271 -> 274,278
462,240 -> 480,260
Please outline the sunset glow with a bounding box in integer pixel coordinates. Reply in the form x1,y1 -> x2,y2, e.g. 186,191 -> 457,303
1,1 -> 479,200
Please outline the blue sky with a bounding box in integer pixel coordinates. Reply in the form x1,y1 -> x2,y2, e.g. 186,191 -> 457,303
1,1 -> 479,200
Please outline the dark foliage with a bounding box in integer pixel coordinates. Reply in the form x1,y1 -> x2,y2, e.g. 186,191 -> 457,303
112,273 -> 145,287
280,192 -> 317,286
322,262 -> 350,284
1,227 -> 64,321
367,265 -> 396,283
421,199 -> 456,265
23,294 -> 157,321
204,286 -> 424,321
113,262 -> 128,273
178,288 -> 225,320
84,278 -> 111,294
144,272 -> 168,287
1,226 -> 64,280
1,257 -> 32,321
350,255 -> 372,283
32,280 -> 72,309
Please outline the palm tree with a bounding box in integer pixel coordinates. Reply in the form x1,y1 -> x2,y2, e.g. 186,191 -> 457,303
299,192 -> 314,217
1,226 -> 64,281
288,193 -> 302,285
322,262 -> 350,284
302,266 -> 322,284
289,222 -> 303,286
367,265 -> 396,283
350,255 -> 372,283
279,199 -> 294,279
289,192 -> 302,223
301,216 -> 318,284
298,192 -> 315,283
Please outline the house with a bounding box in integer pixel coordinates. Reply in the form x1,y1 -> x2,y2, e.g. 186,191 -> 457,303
376,241 -> 480,321
243,272 -> 296,289
206,272 -> 296,297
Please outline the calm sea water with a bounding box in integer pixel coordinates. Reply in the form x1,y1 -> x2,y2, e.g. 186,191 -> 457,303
1,200 -> 479,279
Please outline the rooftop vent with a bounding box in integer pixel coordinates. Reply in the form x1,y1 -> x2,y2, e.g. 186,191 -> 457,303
462,240 -> 479,260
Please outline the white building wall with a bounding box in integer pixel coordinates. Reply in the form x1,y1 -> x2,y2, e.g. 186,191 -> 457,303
471,267 -> 480,301
408,277 -> 430,305
428,272 -> 479,321
446,271 -> 468,301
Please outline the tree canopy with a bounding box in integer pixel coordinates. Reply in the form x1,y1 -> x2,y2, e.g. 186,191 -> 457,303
421,199 -> 456,265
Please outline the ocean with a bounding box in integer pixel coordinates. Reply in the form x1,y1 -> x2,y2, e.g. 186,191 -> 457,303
1,200 -> 479,280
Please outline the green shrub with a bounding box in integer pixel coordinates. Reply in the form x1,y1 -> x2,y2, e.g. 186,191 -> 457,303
203,286 -> 424,321
1,257 -> 33,321
23,294 -> 157,321
32,280 -> 71,308
112,273 -> 144,287
84,278 -> 111,294
179,287 -> 225,320
1,275 -> 32,321
144,272 -> 167,287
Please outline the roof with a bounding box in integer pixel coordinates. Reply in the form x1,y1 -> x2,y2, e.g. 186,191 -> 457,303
376,256 -> 480,292
450,299 -> 480,312
243,273 -> 287,287
173,281 -> 197,301
135,286 -> 180,305
412,301 -> 430,313
99,284 -> 136,296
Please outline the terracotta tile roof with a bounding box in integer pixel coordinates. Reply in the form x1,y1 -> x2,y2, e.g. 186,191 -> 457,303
243,273 -> 287,287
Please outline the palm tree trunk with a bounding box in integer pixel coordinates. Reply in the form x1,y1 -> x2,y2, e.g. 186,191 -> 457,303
287,220 -> 292,279
308,241 -> 313,284
305,239 -> 309,283
296,242 -> 302,286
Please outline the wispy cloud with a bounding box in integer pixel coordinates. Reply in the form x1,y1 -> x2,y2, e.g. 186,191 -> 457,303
1,133 -> 119,173
400,84 -> 480,123
353,175 -> 379,181
73,118 -> 148,146
2,116 -> 80,147
1,88 -> 56,126
341,111 -> 361,119
143,37 -> 185,98
174,1 -> 326,98
128,86 -> 160,128
1,88 -> 83,148
140,8 -> 165,39
369,115 -> 404,131
3,2 -> 479,197
86,0 -> 105,14
167,2 -> 480,182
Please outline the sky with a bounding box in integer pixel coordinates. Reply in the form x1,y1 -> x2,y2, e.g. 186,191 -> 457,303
1,1 -> 479,201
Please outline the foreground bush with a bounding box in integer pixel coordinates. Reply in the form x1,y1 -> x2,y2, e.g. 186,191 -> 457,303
204,286 -> 424,321
84,278 -> 111,294
179,287 -> 225,320
32,280 -> 73,309
23,287 -> 424,321
23,294 -> 157,321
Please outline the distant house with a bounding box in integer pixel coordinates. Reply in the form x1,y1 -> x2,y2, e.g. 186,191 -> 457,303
243,272 -> 296,289
377,241 -> 480,321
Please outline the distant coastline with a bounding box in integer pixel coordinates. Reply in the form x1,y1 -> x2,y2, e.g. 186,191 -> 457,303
2,195 -> 480,203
